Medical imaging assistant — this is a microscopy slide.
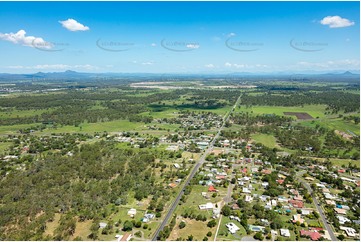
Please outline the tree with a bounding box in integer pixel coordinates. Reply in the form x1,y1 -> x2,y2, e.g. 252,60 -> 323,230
203,236 -> 208,241
179,221 -> 186,229
207,220 -> 217,228
221,205 -> 231,216
337,235 -> 345,241
122,220 -> 133,231
254,232 -> 264,241
207,231 -> 212,237
135,221 -> 142,228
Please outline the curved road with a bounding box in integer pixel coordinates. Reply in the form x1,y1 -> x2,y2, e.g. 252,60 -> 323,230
152,95 -> 241,240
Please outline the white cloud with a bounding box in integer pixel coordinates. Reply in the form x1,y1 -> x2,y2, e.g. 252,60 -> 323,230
205,64 -> 215,68
7,64 -> 99,71
227,32 -> 236,37
320,16 -> 354,28
186,44 -> 200,49
141,62 -> 154,65
295,59 -> 360,70
0,30 -> 52,49
59,19 -> 90,31
151,43 -> 157,47
224,62 -> 269,69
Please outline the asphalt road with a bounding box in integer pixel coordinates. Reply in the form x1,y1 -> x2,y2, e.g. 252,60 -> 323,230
151,95 -> 241,240
296,172 -> 338,241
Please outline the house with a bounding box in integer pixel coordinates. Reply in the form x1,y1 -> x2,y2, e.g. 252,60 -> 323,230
199,202 -> 214,210
216,175 -> 226,180
245,195 -> 253,203
276,179 -> 284,185
127,208 -> 137,218
280,229 -> 291,237
213,208 -> 221,218
339,226 -> 357,237
241,168 -> 247,174
337,215 -> 351,225
168,183 -> 177,188
119,233 -> 132,241
325,200 -> 336,206
231,203 -> 240,210
99,222 -> 107,229
208,185 -> 217,192
262,169 -> 272,175
278,196 -> 289,203
242,187 -> 251,194
226,222 -> 240,234
301,209 -> 312,216
294,195 -> 303,201
173,163 -> 180,169
300,230 -> 322,241
334,208 -> 347,215
260,219 -> 269,225
289,199 -> 304,208
324,192 -> 335,200
292,214 -> 305,224
261,182 -> 269,188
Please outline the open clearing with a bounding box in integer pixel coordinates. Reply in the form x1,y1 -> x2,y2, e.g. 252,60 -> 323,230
237,104 -> 327,118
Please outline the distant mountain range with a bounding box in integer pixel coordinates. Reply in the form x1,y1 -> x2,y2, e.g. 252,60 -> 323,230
0,70 -> 359,82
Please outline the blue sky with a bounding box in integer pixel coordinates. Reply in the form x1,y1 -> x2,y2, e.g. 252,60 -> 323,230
0,1 -> 359,74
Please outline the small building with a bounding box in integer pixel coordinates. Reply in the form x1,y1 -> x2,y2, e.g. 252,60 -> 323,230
242,187 -> 251,194
99,222 -> 107,229
199,202 -> 214,210
280,229 -> 290,237
245,195 -> 253,203
226,222 -> 240,234
208,185 -> 217,192
127,208 -> 137,218
292,214 -> 305,224
168,183 -> 177,188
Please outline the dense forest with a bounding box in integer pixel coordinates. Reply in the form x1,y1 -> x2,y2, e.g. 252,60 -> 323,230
0,141 -> 176,240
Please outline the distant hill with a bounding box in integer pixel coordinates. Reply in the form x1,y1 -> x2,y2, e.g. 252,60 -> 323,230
0,70 -> 359,82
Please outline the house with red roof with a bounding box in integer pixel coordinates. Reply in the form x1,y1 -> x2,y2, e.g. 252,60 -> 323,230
300,230 -> 322,241
276,179 -> 284,185
208,185 -> 217,192
289,199 -> 304,208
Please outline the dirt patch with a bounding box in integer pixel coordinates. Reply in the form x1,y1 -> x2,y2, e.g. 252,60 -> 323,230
335,130 -> 353,140
284,112 -> 313,120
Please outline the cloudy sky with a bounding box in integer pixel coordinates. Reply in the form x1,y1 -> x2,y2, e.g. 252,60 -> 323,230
0,1 -> 359,74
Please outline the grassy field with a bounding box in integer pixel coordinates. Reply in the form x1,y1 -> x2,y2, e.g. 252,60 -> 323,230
0,123 -> 41,135
169,218 -> 217,241
251,133 -> 279,148
32,120 -> 179,135
175,185 -> 226,216
0,142 -> 12,153
237,104 -> 327,119
0,108 -> 51,119
301,118 -> 360,135
217,216 -> 246,240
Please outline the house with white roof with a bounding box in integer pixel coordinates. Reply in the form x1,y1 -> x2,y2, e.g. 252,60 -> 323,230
280,229 -> 291,237
226,222 -> 240,234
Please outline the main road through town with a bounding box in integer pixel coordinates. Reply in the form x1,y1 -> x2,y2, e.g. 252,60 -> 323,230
152,95 -> 242,240
296,170 -> 338,241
